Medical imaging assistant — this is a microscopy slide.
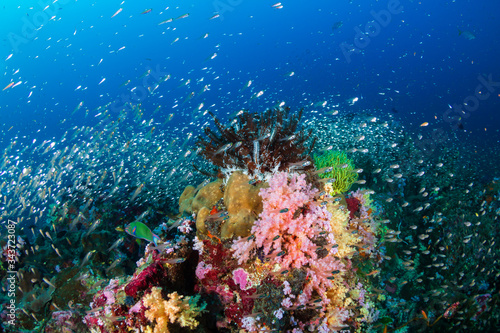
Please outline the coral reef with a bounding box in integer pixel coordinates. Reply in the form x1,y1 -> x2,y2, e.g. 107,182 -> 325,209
2,106 -> 498,333
191,168 -> 383,331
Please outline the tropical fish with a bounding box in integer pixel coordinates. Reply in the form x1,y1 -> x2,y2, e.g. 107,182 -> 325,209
458,28 -> 476,40
347,96 -> 359,105
3,82 -> 15,91
80,250 -> 96,268
125,221 -> 160,246
251,90 -> 264,100
332,21 -> 343,32
176,13 -> 190,20
158,18 -> 173,25
366,269 -> 379,276
106,258 -> 122,273
288,160 -> 311,168
43,277 -> 57,289
130,183 -> 144,202
108,238 -> 124,251
241,80 -> 252,91
141,8 -> 152,14
213,143 -> 233,155
111,8 -> 122,18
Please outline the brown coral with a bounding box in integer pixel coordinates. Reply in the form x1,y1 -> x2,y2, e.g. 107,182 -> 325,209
194,172 -> 266,241
179,180 -> 223,215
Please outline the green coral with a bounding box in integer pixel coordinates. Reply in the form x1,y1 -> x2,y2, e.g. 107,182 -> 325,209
181,294 -> 207,329
313,150 -> 358,194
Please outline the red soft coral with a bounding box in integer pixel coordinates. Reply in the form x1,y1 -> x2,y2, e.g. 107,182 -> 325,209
124,258 -> 167,298
346,196 -> 361,219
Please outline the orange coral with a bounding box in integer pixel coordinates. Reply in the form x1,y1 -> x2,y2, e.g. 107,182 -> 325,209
142,287 -> 204,333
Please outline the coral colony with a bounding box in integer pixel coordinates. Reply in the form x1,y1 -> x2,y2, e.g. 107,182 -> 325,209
84,106 -> 383,332
1,106 -> 499,332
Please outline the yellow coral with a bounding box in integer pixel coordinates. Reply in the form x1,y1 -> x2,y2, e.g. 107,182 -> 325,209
349,289 -> 360,300
326,278 -> 349,308
141,326 -> 154,333
359,306 -> 369,320
327,203 -> 361,258
324,202 -> 372,327
143,287 -> 203,333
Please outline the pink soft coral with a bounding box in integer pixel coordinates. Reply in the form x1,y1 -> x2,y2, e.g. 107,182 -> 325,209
232,171 -> 343,302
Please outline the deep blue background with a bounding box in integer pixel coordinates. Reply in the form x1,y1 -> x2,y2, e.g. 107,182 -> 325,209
1,0 -> 499,150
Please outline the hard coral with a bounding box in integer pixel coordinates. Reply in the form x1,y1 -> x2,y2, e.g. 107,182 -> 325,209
195,106 -> 316,176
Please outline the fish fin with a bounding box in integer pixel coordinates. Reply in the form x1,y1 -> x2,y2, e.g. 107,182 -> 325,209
152,234 -> 160,246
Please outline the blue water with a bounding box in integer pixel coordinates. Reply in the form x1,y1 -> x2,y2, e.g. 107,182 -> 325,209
1,0 -> 499,150
1,1 -> 500,331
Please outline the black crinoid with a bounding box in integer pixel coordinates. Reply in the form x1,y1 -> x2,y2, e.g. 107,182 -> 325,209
194,106 -> 317,177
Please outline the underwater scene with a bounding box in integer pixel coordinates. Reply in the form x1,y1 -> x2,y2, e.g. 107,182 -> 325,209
1,0 -> 499,332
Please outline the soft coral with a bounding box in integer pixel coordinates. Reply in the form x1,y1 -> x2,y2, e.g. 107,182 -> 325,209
231,172 -> 343,302
232,172 -> 332,267
345,196 -> 361,219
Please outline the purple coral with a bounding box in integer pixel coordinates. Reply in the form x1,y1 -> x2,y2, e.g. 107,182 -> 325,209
195,261 -> 212,280
232,268 -> 250,290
